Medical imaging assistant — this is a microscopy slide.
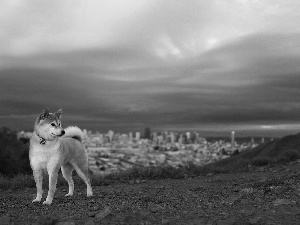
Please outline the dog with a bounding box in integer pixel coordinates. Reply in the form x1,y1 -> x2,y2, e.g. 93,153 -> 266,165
29,108 -> 93,205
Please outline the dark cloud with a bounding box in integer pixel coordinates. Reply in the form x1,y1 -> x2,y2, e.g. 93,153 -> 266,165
1,32 -> 300,136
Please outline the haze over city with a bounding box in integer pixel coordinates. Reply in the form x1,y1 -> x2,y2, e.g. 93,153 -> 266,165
1,0 -> 300,137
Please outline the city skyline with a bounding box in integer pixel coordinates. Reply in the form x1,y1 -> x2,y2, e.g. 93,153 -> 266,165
1,1 -> 300,137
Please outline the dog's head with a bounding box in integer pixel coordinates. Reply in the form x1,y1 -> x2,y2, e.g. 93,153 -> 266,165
35,108 -> 65,139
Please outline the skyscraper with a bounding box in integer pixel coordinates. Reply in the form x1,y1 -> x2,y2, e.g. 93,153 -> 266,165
231,131 -> 235,148
143,127 -> 151,139
108,130 -> 114,142
136,132 -> 141,141
129,132 -> 133,141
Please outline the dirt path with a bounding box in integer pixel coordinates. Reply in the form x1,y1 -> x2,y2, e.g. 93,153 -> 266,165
1,161 -> 300,225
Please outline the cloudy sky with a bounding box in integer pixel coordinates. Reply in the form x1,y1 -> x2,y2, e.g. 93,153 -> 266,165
1,0 -> 300,137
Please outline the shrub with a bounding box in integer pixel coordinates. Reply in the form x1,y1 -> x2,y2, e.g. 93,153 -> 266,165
251,157 -> 271,167
279,149 -> 300,162
0,127 -> 31,176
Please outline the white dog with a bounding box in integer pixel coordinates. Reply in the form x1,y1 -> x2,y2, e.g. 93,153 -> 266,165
29,108 -> 93,205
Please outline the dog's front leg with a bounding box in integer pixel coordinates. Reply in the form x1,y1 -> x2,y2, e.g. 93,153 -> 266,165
32,169 -> 43,202
43,165 -> 59,205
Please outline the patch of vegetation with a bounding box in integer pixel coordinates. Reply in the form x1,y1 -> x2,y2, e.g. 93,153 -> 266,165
0,127 -> 31,176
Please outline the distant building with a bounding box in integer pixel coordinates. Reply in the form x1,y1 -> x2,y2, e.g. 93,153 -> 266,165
231,131 -> 235,148
157,135 -> 164,145
136,132 -> 140,141
129,132 -> 133,141
186,132 -> 191,140
178,134 -> 184,145
143,127 -> 151,139
108,130 -> 114,142
170,132 -> 176,144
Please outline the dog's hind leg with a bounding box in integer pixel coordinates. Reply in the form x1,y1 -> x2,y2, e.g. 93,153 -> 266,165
32,169 -> 43,203
61,163 -> 74,196
72,162 -> 93,197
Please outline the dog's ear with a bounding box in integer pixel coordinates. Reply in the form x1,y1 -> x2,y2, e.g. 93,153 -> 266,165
39,108 -> 50,119
55,108 -> 63,119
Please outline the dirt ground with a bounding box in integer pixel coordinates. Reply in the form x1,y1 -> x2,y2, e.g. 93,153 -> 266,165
1,161 -> 300,225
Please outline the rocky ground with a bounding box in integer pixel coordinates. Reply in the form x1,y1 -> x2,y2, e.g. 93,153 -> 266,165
1,161 -> 300,225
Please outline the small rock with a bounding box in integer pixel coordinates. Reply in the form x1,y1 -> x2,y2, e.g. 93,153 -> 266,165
207,202 -> 214,208
249,217 -> 262,225
216,219 -> 235,225
95,207 -> 112,219
206,220 -> 214,225
84,220 -> 95,225
256,167 -> 265,172
219,211 -> 229,218
240,199 -> 249,204
141,179 -> 147,183
90,206 -> 100,211
239,209 -> 254,216
259,177 -> 268,182
233,187 -> 239,192
257,190 -> 264,197
273,199 -> 296,206
149,205 -> 159,213
139,210 -> 151,218
187,218 -> 205,225
136,179 -> 141,184
241,187 -> 254,194
161,218 -> 171,224
56,222 -> 75,225
0,215 -> 10,225
207,173 -> 213,177
129,180 -> 135,184
88,211 -> 98,217
192,193 -> 198,198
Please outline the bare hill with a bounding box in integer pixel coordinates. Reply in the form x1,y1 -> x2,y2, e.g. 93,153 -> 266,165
209,133 -> 300,172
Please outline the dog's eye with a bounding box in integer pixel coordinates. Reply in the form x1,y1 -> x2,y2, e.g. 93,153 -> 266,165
51,123 -> 56,127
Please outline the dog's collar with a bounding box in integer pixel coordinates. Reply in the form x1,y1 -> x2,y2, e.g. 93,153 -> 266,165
35,131 -> 46,145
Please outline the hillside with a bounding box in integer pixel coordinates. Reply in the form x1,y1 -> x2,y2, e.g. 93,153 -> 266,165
209,132 -> 300,172
239,133 -> 300,158
2,159 -> 300,224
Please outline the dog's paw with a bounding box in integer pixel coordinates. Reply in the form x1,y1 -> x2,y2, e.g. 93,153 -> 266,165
32,198 -> 42,203
42,200 -> 52,205
87,191 -> 93,197
65,193 -> 73,197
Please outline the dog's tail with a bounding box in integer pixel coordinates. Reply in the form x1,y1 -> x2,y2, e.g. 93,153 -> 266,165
63,126 -> 84,143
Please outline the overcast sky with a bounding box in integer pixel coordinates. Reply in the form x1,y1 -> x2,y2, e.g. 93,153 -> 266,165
1,0 -> 300,137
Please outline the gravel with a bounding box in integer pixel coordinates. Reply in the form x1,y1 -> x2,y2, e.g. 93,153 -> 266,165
1,161 -> 300,224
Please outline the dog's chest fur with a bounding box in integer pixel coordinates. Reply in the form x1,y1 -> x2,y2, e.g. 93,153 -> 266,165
30,139 -> 62,170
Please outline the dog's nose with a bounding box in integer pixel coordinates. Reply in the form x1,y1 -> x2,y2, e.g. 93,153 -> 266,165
61,130 -> 65,135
